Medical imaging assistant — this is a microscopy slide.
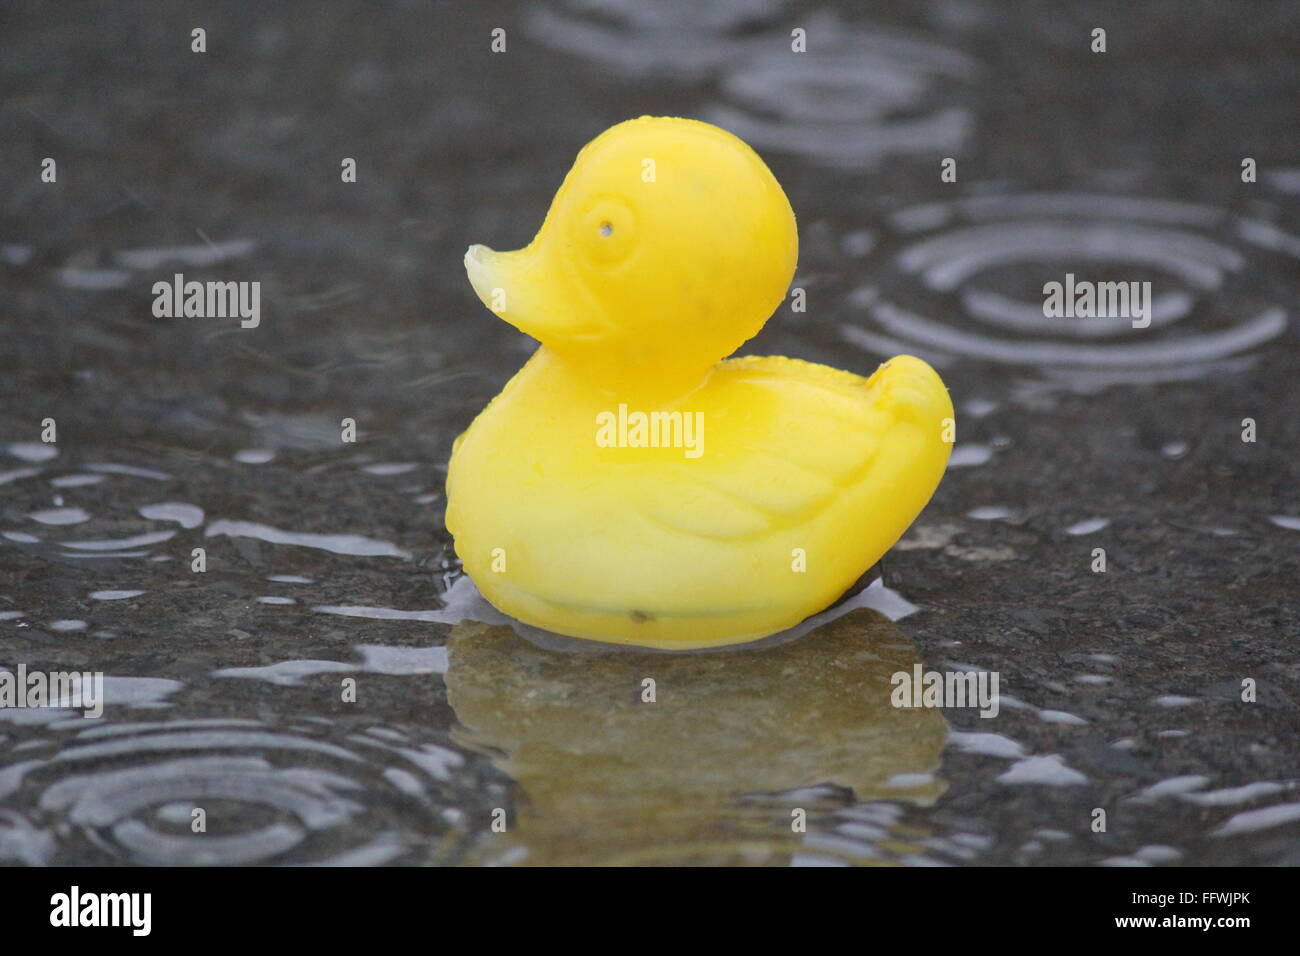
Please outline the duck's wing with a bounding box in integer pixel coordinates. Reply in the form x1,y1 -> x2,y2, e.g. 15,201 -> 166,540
635,356 -> 904,541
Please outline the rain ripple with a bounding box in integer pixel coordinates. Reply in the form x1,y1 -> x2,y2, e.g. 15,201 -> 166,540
526,3 -> 980,169
0,719 -> 479,865
843,192 -> 1295,387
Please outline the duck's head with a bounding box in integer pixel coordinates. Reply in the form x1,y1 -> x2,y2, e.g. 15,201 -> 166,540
466,116 -> 798,381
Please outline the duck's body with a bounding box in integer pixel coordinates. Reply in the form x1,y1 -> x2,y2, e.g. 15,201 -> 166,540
447,116 -> 953,649
448,349 -> 950,648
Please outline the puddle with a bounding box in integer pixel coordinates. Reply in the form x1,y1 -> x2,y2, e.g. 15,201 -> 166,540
1,0 -> 1296,867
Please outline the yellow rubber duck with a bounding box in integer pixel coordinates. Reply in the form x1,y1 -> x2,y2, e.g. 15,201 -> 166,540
447,116 -> 953,649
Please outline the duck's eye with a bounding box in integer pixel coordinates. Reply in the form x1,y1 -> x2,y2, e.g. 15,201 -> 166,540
576,196 -> 636,263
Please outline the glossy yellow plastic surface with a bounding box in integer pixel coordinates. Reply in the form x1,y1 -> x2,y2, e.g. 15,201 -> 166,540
446,116 -> 954,648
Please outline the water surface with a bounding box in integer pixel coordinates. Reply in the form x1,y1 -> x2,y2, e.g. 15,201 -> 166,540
1,0 -> 1298,865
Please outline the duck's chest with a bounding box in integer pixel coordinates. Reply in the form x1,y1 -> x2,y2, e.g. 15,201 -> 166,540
461,353 -> 730,476
466,383 -> 716,480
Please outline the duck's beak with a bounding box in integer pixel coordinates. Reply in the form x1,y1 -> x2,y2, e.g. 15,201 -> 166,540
465,243 -> 552,342
465,243 -> 603,346
465,244 -> 520,319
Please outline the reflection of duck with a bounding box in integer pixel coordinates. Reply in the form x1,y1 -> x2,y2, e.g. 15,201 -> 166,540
445,609 -> 948,865
448,117 -> 953,649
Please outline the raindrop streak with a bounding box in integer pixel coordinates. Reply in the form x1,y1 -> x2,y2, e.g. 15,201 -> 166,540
90,591 -> 146,601
50,474 -> 106,487
1210,803 -> 1300,838
85,463 -> 171,481
139,503 -> 205,529
0,468 -> 42,486
234,449 -> 275,465
947,444 -> 993,468
114,238 -> 257,271
29,508 -> 90,526
204,520 -> 411,559
1065,518 -> 1110,535
1181,783 -> 1287,807
948,732 -> 1027,759
53,268 -> 131,291
6,443 -> 59,462
213,646 -> 449,686
997,755 -> 1088,787
967,506 -> 1014,521
62,531 -> 177,552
